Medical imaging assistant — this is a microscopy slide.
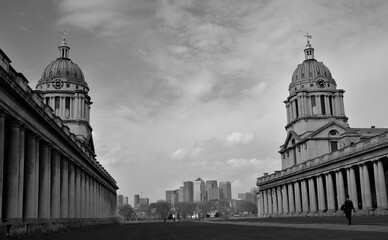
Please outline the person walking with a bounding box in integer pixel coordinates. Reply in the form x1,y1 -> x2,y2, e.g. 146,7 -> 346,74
341,194 -> 355,225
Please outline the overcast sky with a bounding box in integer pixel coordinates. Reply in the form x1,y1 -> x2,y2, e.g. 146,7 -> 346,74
1,0 -> 388,202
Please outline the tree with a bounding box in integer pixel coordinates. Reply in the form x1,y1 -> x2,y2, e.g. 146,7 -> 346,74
155,200 -> 171,221
118,204 -> 135,220
175,202 -> 196,219
217,199 -> 232,219
236,200 -> 258,215
197,201 -> 216,218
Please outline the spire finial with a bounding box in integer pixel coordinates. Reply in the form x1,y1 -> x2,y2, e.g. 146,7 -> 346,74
60,29 -> 70,45
303,33 -> 314,60
58,29 -> 70,58
304,32 -> 312,48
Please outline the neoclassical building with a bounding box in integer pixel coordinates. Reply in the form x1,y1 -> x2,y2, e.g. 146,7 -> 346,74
256,38 -> 388,217
0,37 -> 118,237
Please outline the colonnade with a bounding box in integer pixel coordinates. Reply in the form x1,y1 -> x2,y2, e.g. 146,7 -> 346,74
258,160 -> 388,217
0,110 -> 116,221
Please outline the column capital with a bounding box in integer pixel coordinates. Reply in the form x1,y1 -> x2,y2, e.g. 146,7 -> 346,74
0,107 -> 7,117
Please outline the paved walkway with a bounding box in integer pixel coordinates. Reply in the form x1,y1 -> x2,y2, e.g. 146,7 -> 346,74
207,220 -> 388,233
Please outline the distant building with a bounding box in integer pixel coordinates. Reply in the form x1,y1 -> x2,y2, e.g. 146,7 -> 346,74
179,187 -> 184,202
208,187 -> 219,201
219,181 -> 232,201
205,180 -> 218,201
140,198 -> 149,205
166,190 -> 179,206
184,181 -> 194,202
117,195 -> 124,207
238,192 -> 254,203
124,196 -> 128,205
194,178 -> 205,202
134,194 -> 140,208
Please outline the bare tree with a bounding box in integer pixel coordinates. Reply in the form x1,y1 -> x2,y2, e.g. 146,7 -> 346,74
118,204 -> 135,220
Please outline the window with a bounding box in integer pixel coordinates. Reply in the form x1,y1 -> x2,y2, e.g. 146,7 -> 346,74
330,141 -> 338,152
66,83 -> 70,88
55,96 -> 60,110
45,97 -> 49,106
329,96 -> 334,115
311,95 -> 316,107
65,97 -> 70,119
320,95 -> 326,115
291,139 -> 296,145
295,99 -> 299,118
310,84 -> 314,87
297,146 -> 301,152
329,130 -> 339,136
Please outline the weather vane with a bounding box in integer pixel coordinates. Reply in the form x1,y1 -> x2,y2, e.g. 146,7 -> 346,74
304,32 -> 312,42
60,29 -> 70,41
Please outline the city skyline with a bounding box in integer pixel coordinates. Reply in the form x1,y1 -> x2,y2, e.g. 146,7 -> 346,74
1,0 -> 388,202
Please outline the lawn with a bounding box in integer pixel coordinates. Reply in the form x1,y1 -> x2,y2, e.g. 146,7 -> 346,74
31,221 -> 388,240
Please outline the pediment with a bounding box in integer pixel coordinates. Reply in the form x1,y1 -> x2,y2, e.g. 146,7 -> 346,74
306,121 -> 348,139
281,131 -> 302,151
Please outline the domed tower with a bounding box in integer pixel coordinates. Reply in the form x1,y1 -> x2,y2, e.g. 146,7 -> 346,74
36,36 -> 94,151
279,35 -> 348,169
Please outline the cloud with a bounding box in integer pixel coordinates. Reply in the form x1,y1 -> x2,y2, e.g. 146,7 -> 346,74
226,132 -> 255,145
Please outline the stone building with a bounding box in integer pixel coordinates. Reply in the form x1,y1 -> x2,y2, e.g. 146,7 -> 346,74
256,37 -> 388,217
0,37 -> 118,237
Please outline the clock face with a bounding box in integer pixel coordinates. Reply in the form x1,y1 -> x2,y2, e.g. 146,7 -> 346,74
53,78 -> 63,89
316,79 -> 326,88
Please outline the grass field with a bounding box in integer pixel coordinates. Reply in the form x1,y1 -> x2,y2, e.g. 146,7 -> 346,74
30,216 -> 388,240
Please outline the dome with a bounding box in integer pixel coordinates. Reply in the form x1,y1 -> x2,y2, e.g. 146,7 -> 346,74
291,59 -> 332,82
37,37 -> 88,88
38,58 -> 87,86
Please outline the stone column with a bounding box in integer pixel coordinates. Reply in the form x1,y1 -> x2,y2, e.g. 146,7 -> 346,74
0,111 -> 4,219
23,132 -> 36,219
272,187 -> 278,214
38,142 -> 50,218
288,183 -> 295,213
317,175 -> 325,211
5,120 -> 20,219
50,150 -> 61,219
362,164 -> 372,208
34,137 -> 40,218
336,170 -> 345,208
301,179 -> 309,212
263,190 -> 268,215
349,166 -> 358,209
267,189 -> 273,215
60,157 -> 68,218
326,173 -> 335,211
81,170 -> 86,218
282,185 -> 288,214
17,125 -> 25,218
85,174 -> 89,218
277,187 -> 282,213
378,160 -> 388,208
373,161 -> 381,207
68,161 -> 75,218
75,166 -> 81,218
308,178 -> 317,212
359,164 -> 365,208
294,181 -> 302,213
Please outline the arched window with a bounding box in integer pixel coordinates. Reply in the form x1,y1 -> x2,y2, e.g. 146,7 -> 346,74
291,139 -> 296,145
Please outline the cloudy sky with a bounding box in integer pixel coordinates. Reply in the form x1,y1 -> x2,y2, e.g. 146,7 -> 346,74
1,0 -> 388,202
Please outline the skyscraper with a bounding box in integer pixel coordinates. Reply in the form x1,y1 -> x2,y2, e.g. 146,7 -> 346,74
219,181 -> 232,201
193,178 -> 205,202
184,181 -> 194,202
205,180 -> 217,201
